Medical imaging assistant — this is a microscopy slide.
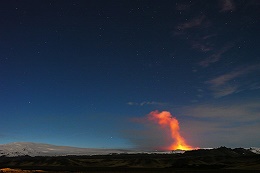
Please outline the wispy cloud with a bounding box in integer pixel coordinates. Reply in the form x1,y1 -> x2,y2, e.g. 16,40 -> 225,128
208,65 -> 257,86
211,85 -> 239,98
219,0 -> 236,12
199,44 -> 234,67
172,1 -> 257,69
175,2 -> 192,11
206,65 -> 260,97
191,41 -> 213,52
127,101 -> 165,106
176,16 -> 207,30
174,14 -> 235,67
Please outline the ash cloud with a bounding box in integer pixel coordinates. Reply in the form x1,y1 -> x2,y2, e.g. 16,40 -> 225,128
124,113 -> 173,150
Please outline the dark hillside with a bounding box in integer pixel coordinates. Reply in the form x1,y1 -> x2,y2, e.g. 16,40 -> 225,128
0,148 -> 259,172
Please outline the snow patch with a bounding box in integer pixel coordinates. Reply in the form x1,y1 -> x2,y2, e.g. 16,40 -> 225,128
0,142 -> 129,157
249,147 -> 260,154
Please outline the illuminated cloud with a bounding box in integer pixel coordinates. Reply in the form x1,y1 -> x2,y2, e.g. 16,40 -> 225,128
126,111 -> 195,150
147,111 -> 194,150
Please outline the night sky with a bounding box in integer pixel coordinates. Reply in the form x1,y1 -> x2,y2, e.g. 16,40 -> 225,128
1,0 -> 259,149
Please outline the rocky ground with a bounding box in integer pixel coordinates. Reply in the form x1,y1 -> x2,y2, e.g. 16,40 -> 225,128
0,147 -> 259,172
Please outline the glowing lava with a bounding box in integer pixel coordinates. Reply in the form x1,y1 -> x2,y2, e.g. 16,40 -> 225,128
148,110 -> 195,151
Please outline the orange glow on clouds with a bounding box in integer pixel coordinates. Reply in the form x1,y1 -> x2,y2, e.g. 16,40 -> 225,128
148,110 -> 196,150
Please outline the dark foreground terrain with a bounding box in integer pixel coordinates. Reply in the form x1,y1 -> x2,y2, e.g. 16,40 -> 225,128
0,147 -> 259,173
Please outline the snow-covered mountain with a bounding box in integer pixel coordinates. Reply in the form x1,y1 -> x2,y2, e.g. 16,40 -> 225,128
0,142 -> 259,157
0,142 -> 129,157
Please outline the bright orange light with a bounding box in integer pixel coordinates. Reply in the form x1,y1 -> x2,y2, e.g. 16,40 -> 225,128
148,110 -> 195,150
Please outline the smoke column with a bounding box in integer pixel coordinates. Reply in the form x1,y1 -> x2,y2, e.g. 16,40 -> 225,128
148,110 -> 194,150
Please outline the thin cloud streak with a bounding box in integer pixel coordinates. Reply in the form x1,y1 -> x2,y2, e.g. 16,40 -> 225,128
206,64 -> 260,97
173,12 -> 235,67
127,101 -> 166,106
219,0 -> 236,12
211,86 -> 238,98
208,65 -> 260,86
176,16 -> 206,30
191,41 -> 213,52
199,44 -> 234,67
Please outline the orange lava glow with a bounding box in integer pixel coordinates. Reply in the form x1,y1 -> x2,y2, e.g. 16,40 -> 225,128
148,110 -> 195,151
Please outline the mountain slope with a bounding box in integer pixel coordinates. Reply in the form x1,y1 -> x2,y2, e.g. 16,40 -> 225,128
0,142 -> 128,157
0,142 -> 259,157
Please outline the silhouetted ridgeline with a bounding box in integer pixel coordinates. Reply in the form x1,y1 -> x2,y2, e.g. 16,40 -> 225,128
184,147 -> 256,157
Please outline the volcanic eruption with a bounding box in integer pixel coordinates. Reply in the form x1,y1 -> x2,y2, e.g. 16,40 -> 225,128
148,110 -> 195,150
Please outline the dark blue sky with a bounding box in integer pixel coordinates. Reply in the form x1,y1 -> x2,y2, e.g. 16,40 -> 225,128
0,0 -> 259,149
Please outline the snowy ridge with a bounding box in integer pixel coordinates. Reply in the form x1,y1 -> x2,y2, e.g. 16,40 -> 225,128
0,142 -> 259,157
0,142 -> 182,157
249,147 -> 260,154
0,142 -> 128,157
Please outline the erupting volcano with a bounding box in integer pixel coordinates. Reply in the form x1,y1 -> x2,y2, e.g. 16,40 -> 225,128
148,110 -> 195,151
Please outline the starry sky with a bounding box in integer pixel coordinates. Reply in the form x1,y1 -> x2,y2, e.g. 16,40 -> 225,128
0,0 -> 259,149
